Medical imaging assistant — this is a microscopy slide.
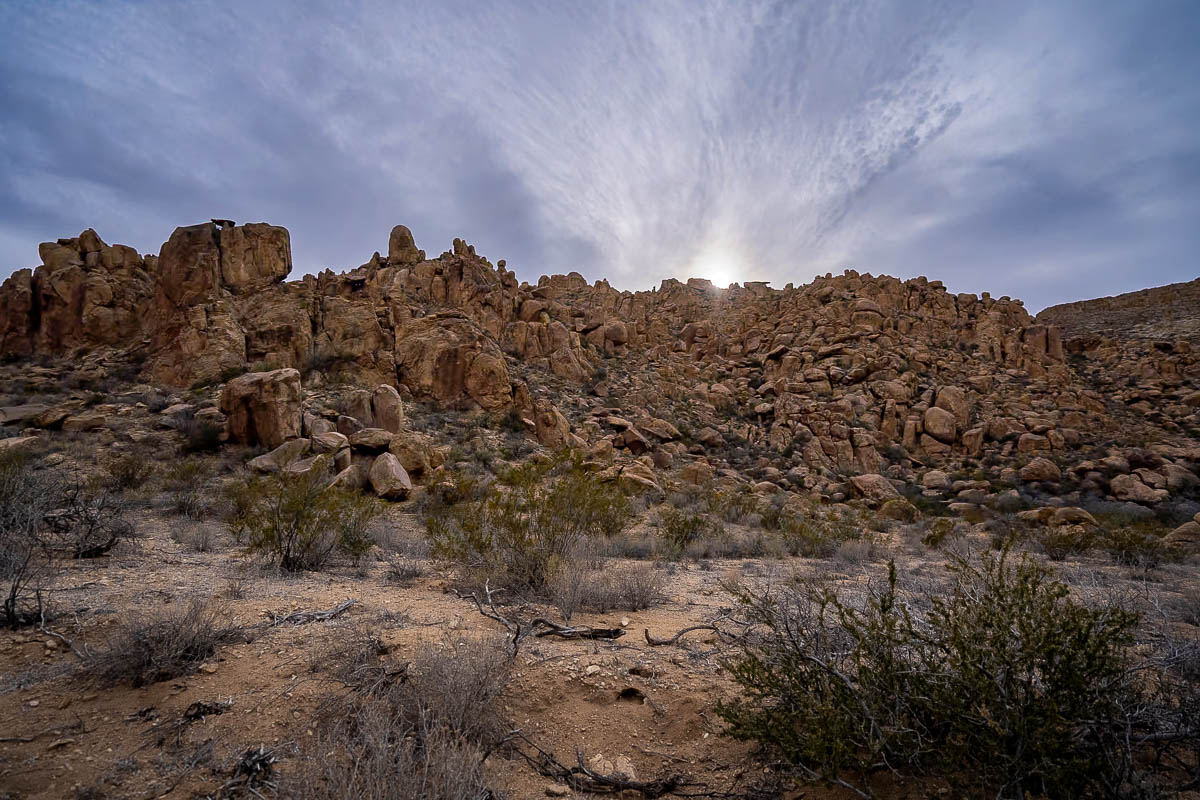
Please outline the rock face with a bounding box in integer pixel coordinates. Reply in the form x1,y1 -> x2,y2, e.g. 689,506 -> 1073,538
220,368 -> 302,448
394,313 -> 512,410
4,218 -> 1200,517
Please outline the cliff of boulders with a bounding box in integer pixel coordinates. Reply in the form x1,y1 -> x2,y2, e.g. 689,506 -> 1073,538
2,220 -> 1199,546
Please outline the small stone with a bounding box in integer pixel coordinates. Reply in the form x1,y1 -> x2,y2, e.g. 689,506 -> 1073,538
585,665 -> 602,676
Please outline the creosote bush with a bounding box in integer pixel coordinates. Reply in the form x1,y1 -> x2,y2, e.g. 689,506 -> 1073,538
85,598 -> 242,687
226,470 -> 383,571
102,452 -> 153,492
425,455 -> 631,593
718,550 -> 1195,798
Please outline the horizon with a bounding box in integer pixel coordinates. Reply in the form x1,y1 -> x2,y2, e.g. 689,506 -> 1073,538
2,1 -> 1198,311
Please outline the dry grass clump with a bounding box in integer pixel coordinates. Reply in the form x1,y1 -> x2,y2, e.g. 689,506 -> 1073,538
84,598 -> 242,687
549,563 -> 666,622
288,633 -> 509,800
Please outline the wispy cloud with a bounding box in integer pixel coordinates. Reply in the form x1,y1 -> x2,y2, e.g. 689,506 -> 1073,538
0,0 -> 1196,309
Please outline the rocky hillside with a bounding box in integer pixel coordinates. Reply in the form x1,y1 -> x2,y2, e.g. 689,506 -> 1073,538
2,220 -> 1199,545
1037,277 -> 1200,343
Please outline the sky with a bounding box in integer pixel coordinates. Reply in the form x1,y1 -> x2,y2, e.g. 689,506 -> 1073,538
0,1 -> 1197,312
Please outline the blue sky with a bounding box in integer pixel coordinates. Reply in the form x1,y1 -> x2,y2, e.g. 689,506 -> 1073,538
1,0 -> 1197,310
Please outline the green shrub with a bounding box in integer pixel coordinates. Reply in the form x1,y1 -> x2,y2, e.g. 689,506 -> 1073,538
426,459 -> 631,592
718,551 -> 1154,798
103,453 -> 153,492
658,507 -> 720,555
1039,525 -> 1094,561
1099,524 -> 1177,568
227,471 -> 383,571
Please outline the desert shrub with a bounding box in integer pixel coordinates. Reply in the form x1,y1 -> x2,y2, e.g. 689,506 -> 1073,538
289,636 -> 507,800
718,551 -> 1165,799
226,471 -> 383,571
85,598 -> 242,687
657,507 -> 721,556
426,458 -> 631,592
103,453 -> 153,492
1099,524 -> 1178,569
1038,525 -> 1095,561
43,482 -> 135,558
162,458 -> 213,518
708,488 -> 760,524
385,556 -> 425,586
1,452 -> 56,627
177,410 -> 222,454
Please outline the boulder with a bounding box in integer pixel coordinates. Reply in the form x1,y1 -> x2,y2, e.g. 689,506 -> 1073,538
534,400 -> 576,450
388,225 -> 424,266
922,469 -> 951,490
1019,457 -> 1061,482
220,367 -> 302,448
1110,473 -> 1168,504
372,385 -> 404,434
388,431 -> 439,476
311,431 -> 349,454
1165,521 -> 1200,550
349,428 -> 394,451
1051,507 -> 1098,527
248,438 -> 311,473
369,452 -> 413,500
849,473 -> 901,503
394,314 -> 512,410
923,406 -> 956,443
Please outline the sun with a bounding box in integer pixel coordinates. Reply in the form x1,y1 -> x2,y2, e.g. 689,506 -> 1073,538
691,245 -> 743,288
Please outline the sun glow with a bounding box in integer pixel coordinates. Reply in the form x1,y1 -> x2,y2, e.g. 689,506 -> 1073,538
691,246 -> 743,289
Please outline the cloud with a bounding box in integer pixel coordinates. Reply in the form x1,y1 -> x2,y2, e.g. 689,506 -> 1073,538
0,0 -> 1196,310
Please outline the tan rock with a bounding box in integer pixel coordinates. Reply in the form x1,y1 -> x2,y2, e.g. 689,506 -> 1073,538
388,225 -> 424,266
1110,473 -> 1168,504
1019,457 -> 1061,482
248,438 -> 311,473
849,473 -> 901,503
369,452 -> 412,500
220,367 -> 302,448
534,400 -> 575,450
349,428 -> 394,451
923,406 -> 956,443
372,385 -> 404,434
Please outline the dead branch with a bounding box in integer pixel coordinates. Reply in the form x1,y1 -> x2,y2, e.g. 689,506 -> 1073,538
263,597 -> 356,626
451,581 -> 535,658
531,617 -> 626,640
508,729 -> 690,797
643,624 -> 719,646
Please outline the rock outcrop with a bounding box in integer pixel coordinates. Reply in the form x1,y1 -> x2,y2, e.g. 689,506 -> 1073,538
3,218 -> 1199,518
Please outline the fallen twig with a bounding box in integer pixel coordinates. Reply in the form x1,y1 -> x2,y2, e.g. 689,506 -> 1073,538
531,617 -> 626,640
263,598 -> 356,626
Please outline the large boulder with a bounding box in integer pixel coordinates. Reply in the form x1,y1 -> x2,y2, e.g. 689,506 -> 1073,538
369,452 -> 413,500
220,368 -> 302,448
1019,457 -> 1061,482
158,221 -> 291,307
923,406 -> 956,443
534,399 -> 576,450
393,313 -> 512,410
372,384 -> 404,434
388,225 -> 425,266
849,473 -> 902,504
1110,473 -> 1168,504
